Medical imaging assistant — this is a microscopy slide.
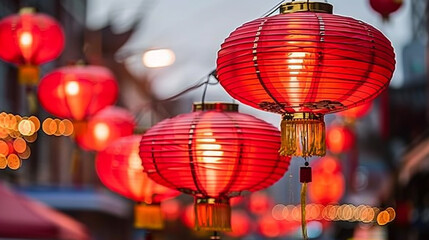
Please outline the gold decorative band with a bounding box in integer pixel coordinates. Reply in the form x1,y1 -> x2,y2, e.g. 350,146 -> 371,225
193,102 -> 239,112
282,112 -> 324,121
280,1 -> 333,14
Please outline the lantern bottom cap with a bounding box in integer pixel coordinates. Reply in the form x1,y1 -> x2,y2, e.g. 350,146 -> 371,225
194,197 -> 231,232
134,203 -> 164,230
18,65 -> 39,86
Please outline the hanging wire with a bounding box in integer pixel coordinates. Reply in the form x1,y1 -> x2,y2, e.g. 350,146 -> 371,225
156,1 -> 285,103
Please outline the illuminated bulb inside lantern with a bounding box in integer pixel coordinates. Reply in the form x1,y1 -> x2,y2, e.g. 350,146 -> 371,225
287,52 -> 307,104
65,81 -> 80,96
94,122 -> 110,141
197,131 -> 224,195
142,48 -> 175,68
19,32 -> 33,47
198,132 -> 223,163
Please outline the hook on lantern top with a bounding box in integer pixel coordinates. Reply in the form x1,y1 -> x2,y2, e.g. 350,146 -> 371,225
193,102 -> 239,112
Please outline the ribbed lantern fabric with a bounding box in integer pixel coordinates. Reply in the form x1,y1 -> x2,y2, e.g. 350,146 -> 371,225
140,103 -> 290,231
75,106 -> 136,151
369,0 -> 402,21
38,65 -> 118,121
0,9 -> 64,85
216,2 -> 395,157
96,135 -> 179,229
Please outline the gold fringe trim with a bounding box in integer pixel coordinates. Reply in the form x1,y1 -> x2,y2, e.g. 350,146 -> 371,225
280,113 -> 326,157
18,65 -> 39,86
194,198 -> 231,232
134,203 -> 164,230
301,182 -> 308,240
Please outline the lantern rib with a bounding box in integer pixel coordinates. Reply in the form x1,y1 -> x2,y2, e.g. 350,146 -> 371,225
219,112 -> 244,197
187,112 -> 207,196
252,19 -> 287,113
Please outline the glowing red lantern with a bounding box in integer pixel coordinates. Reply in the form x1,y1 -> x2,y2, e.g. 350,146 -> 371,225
369,0 -> 402,21
75,106 -> 135,151
0,8 -> 64,85
225,210 -> 252,238
337,102 -> 372,119
140,103 -> 290,231
248,191 -> 274,216
96,135 -> 179,229
308,156 -> 345,205
326,125 -> 355,154
258,214 -> 282,238
38,65 -> 118,121
216,1 -> 395,157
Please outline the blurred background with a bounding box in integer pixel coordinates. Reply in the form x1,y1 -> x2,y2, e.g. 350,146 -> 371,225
0,0 -> 427,239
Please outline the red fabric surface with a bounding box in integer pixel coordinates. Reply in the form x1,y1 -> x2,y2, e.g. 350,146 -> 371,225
96,135 -> 179,203
217,12 -> 395,114
0,12 -> 64,65
337,101 -> 372,119
75,106 -> 136,151
139,109 -> 290,199
0,182 -> 89,239
38,65 -> 118,120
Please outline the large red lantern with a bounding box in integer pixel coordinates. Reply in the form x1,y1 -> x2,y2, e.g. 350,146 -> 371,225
216,1 -> 395,158
38,65 -> 118,121
75,106 -> 135,151
326,125 -> 355,154
140,103 -> 290,231
369,0 -> 402,21
308,156 -> 345,205
96,135 -> 179,229
0,8 -> 64,85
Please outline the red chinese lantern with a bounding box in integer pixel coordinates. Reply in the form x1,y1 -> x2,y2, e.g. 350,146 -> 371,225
140,103 -> 290,231
216,2 -> 395,238
96,135 -> 179,229
75,106 -> 135,151
248,191 -> 274,216
0,8 -> 64,85
308,156 -> 345,205
326,125 -> 355,154
369,0 -> 403,21
216,1 -> 395,158
225,210 -> 252,238
38,65 -> 118,121
337,101 -> 372,119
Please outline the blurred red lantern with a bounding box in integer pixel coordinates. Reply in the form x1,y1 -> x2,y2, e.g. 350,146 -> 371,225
140,103 -> 290,231
0,8 -> 64,85
160,198 -> 181,221
337,102 -> 372,119
369,0 -> 403,21
225,210 -> 252,238
38,65 -> 118,121
308,156 -> 345,205
96,135 -> 180,229
248,191 -> 273,216
216,1 -> 395,157
258,214 -> 282,238
75,106 -> 135,151
326,125 -> 355,154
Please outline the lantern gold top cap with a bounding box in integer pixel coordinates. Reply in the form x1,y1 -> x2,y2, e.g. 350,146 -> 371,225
19,7 -> 36,14
193,102 -> 239,112
280,1 -> 333,14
